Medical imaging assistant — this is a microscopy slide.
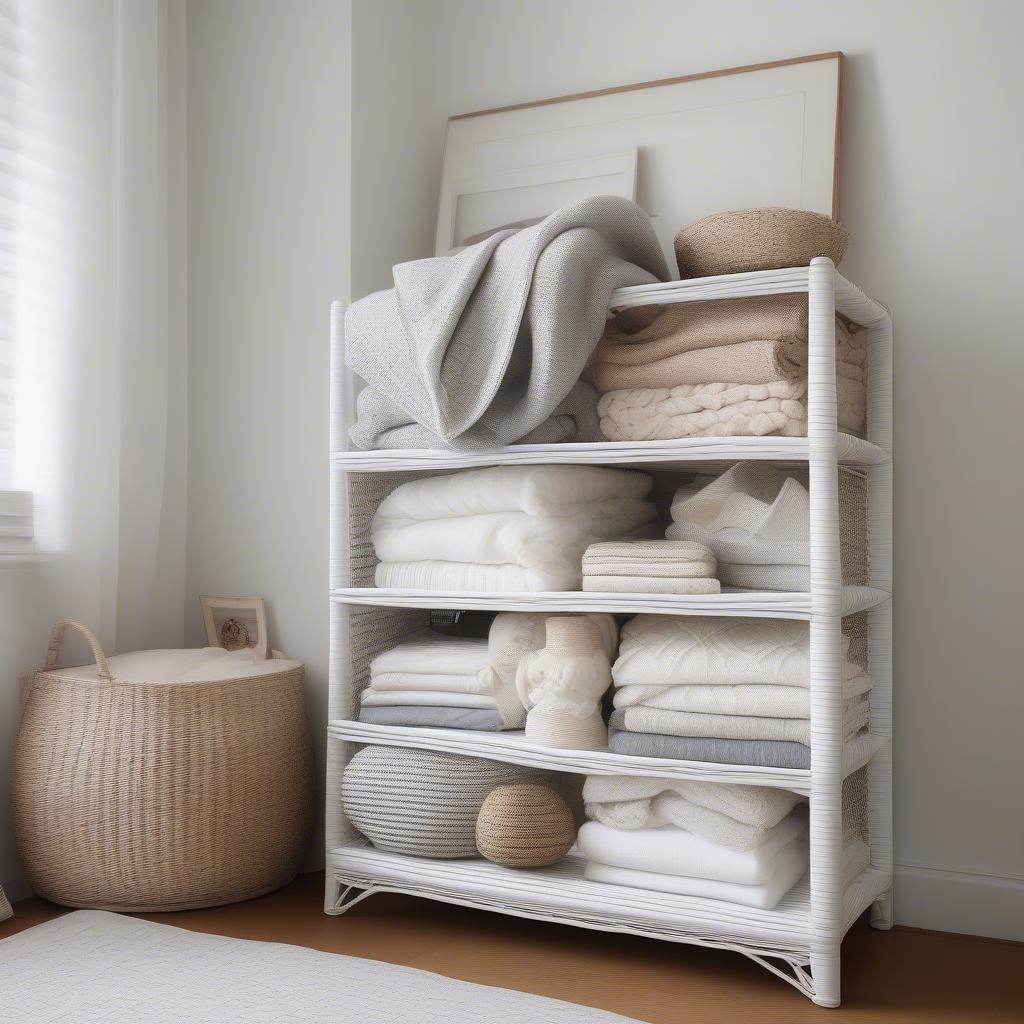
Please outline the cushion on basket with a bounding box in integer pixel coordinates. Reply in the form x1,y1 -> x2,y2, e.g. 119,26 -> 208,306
673,208 -> 849,278
341,746 -> 542,858
48,647 -> 302,683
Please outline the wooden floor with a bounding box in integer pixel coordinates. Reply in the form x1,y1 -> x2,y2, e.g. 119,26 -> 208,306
3,872 -> 1022,1022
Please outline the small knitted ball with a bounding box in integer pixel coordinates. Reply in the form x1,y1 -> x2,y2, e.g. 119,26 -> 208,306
475,784 -> 576,868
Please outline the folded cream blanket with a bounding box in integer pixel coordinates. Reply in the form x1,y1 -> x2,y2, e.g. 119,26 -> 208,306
372,466 -> 656,592
583,837 -> 808,909
582,576 -> 721,594
360,690 -> 497,709
613,673 -> 874,717
345,195 -> 667,451
582,775 -> 803,848
610,698 -> 869,746
613,615 -> 855,688
482,612 -> 618,729
598,378 -> 865,442
581,540 -> 716,578
594,327 -> 866,391
578,811 -> 807,884
356,706 -> 507,731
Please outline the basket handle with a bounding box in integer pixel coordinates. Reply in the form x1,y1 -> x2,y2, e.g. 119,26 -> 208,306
44,619 -> 113,681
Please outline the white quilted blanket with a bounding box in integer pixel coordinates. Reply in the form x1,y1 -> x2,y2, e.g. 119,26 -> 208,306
612,615 -> 858,688
372,466 -> 656,592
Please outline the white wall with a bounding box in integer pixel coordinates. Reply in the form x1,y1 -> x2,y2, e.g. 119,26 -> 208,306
185,0 -> 351,864
411,0 -> 1024,940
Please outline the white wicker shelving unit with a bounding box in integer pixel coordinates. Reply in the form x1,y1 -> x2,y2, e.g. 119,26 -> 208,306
325,258 -> 893,1008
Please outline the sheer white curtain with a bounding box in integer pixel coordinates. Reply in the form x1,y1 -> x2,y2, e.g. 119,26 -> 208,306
1,0 -> 186,903
15,0 -> 186,652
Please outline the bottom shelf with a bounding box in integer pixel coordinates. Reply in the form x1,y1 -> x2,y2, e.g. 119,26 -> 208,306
327,844 -> 891,962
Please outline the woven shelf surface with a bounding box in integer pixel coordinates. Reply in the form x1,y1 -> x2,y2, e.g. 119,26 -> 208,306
328,845 -> 891,957
328,721 -> 887,796
331,585 -> 890,620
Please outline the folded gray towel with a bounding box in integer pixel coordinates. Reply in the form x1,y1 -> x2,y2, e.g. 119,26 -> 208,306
607,727 -> 811,769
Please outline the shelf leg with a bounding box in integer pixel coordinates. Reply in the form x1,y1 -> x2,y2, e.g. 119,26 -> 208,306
809,946 -> 841,1008
870,890 -> 894,930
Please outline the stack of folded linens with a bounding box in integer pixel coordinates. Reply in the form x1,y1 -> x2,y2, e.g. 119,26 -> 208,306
581,540 -> 720,594
370,465 -> 657,592
607,615 -> 873,769
594,292 -> 866,441
579,777 -> 841,909
666,463 -> 810,591
359,613 -> 619,732
357,632 -> 506,731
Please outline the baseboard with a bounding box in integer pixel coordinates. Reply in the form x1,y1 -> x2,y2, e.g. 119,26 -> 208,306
894,863 -> 1024,942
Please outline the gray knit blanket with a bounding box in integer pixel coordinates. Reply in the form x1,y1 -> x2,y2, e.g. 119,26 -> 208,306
345,196 -> 668,450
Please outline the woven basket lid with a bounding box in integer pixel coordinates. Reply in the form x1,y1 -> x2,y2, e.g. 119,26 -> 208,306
674,207 -> 849,278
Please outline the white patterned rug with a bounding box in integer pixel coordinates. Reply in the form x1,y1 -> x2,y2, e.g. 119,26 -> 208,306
0,910 -> 641,1023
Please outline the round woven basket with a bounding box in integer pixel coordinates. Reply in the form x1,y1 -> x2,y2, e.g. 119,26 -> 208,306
11,620 -> 315,912
674,207 -> 849,278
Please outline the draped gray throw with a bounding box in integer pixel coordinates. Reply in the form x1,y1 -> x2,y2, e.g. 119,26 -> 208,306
345,195 -> 668,450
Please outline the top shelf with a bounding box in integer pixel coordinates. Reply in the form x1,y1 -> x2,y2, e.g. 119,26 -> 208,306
333,266 -> 891,469
608,265 -> 891,328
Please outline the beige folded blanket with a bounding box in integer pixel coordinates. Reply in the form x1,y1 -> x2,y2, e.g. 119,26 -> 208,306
582,540 -> 716,578
598,377 -> 865,442
611,698 -> 869,745
600,293 -> 860,356
594,329 -> 866,392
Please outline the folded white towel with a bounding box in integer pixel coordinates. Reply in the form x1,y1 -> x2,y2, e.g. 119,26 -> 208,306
613,673 -> 874,717
611,698 -> 870,745
360,690 -> 498,709
583,775 -> 803,850
578,810 -> 808,885
370,633 -> 489,676
613,615 -> 856,688
372,466 -> 657,592
584,835 -> 808,909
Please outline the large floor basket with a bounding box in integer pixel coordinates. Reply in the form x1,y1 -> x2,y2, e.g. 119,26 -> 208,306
12,619 -> 315,911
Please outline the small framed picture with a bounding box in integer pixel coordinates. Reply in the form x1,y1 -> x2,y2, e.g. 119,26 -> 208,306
200,596 -> 269,660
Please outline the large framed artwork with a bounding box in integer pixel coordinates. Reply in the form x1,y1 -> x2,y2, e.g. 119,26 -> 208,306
435,52 -> 843,267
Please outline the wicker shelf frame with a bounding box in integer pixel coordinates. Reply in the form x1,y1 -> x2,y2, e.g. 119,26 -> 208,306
325,259 -> 893,1008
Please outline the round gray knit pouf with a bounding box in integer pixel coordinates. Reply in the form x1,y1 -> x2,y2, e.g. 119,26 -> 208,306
341,746 -> 541,858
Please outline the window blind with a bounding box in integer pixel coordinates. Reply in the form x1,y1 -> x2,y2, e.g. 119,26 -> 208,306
0,2 -> 33,551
